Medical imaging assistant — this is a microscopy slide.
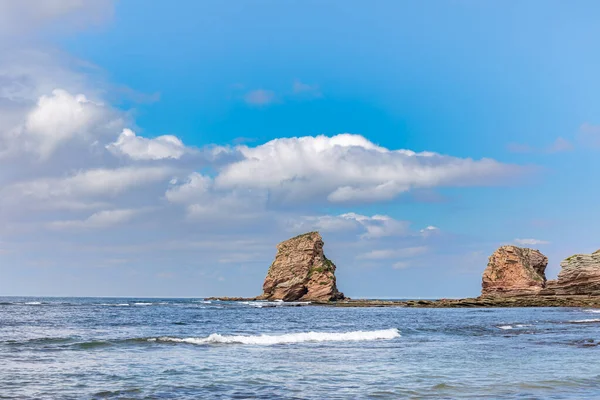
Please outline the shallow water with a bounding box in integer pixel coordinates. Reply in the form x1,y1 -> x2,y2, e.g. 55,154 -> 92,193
2,297 -> 600,399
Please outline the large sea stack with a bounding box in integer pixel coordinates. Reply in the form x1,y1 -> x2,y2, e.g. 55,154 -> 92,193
543,250 -> 600,296
481,245 -> 548,297
259,232 -> 345,302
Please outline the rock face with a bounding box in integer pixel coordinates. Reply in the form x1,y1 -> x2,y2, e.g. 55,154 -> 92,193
481,245 -> 548,297
259,232 -> 344,302
542,250 -> 600,295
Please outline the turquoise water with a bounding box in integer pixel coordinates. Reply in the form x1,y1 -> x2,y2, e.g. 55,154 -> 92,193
2,297 -> 600,399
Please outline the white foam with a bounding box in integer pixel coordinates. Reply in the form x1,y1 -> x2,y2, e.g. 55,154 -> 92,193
150,328 -> 400,346
240,301 -> 311,308
584,309 -> 600,314
134,302 -> 153,306
24,302 -> 42,305
568,319 -> 600,324
497,325 -> 513,330
100,303 -> 130,306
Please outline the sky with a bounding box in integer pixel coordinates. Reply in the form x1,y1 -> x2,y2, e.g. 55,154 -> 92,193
1,0 -> 600,298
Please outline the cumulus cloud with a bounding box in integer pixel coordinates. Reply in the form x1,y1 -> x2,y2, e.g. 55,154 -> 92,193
215,134 -> 525,203
289,212 -> 410,238
0,2 -> 534,297
165,172 -> 267,219
420,226 -> 440,237
18,89 -> 120,158
343,213 -> 410,238
514,238 -> 549,246
107,128 -> 187,160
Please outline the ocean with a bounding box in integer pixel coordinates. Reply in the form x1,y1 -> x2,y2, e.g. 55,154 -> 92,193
2,297 -> 600,399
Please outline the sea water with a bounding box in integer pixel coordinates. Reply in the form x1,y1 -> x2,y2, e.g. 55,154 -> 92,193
2,297 -> 600,399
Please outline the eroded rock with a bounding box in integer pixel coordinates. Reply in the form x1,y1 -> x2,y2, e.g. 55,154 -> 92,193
481,245 -> 548,297
542,250 -> 600,295
259,232 -> 344,302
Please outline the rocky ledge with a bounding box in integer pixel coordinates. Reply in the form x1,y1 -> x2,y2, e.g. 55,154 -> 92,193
542,250 -> 600,296
257,232 -> 344,302
207,234 -> 600,308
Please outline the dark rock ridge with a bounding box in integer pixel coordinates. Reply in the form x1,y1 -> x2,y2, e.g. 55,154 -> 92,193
257,231 -> 345,302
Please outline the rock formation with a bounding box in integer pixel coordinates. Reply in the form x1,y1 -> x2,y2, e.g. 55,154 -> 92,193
259,232 -> 344,302
542,250 -> 600,295
481,245 -> 548,297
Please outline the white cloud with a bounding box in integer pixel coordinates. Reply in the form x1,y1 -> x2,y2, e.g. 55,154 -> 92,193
20,89 -> 119,158
514,238 -> 549,246
48,208 -> 141,230
420,226 -> 440,237
165,172 -> 212,204
4,166 -> 174,206
165,172 -> 267,219
216,134 -> 525,203
107,128 -> 187,160
342,213 -> 409,238
291,212 -> 409,238
244,89 -> 275,106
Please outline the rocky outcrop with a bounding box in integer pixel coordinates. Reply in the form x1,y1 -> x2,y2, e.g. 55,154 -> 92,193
542,250 -> 600,296
259,232 -> 344,302
481,245 -> 548,297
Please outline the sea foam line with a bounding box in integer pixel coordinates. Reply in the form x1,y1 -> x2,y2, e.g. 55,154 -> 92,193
148,328 -> 400,346
568,319 -> 600,324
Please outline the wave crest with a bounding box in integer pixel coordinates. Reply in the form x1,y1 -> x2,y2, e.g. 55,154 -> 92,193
568,319 -> 600,324
149,328 -> 400,346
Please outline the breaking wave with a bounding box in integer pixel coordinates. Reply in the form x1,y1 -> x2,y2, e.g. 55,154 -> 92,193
568,319 -> 600,324
497,325 -> 513,330
497,324 -> 532,330
148,328 -> 400,346
239,301 -> 311,308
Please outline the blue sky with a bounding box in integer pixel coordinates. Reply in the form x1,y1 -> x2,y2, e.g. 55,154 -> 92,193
1,1 -> 599,298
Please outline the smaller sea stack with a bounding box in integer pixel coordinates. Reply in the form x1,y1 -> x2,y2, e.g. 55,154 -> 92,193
543,250 -> 600,295
481,245 -> 548,297
259,232 -> 345,302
